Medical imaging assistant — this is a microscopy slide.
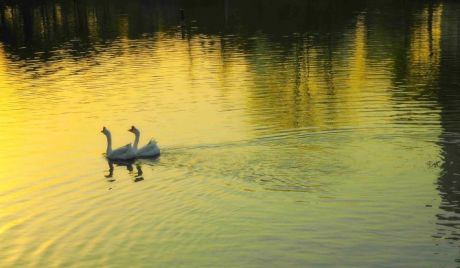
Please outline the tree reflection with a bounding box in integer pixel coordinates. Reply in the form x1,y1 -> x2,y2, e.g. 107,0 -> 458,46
436,0 -> 460,256
0,0 -> 366,58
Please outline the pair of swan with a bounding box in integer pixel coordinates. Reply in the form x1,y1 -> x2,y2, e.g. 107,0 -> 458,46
101,126 -> 160,160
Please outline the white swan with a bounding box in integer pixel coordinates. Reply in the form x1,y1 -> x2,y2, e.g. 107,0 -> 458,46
101,127 -> 136,160
128,126 -> 160,158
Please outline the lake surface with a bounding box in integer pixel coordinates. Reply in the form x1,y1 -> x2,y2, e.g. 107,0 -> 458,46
0,0 -> 460,267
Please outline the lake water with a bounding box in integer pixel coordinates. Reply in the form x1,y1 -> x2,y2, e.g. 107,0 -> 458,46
0,0 -> 460,267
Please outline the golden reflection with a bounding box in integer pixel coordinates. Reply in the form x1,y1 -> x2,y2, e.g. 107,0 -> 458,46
409,4 -> 443,85
118,16 -> 129,39
0,32 -> 254,172
0,45 -> 27,188
245,13 -> 398,132
349,14 -> 367,89
0,44 -> 10,181
54,4 -> 63,28
87,8 -> 99,39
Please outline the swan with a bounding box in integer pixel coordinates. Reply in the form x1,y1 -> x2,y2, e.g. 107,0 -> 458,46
101,127 -> 136,160
128,126 -> 160,158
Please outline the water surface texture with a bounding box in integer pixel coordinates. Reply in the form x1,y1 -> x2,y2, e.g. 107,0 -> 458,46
1,0 -> 460,267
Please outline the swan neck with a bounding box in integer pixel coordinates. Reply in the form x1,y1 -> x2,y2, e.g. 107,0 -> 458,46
133,132 -> 140,150
105,132 -> 112,155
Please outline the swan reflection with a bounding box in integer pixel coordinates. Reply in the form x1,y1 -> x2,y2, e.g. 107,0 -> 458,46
105,159 -> 143,182
134,165 -> 144,182
105,157 -> 159,182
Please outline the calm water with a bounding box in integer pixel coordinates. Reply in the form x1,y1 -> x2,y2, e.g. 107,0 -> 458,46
0,0 -> 460,267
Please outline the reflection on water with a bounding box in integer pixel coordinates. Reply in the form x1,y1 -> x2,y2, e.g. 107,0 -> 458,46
0,0 -> 460,266
435,0 -> 460,252
105,157 -> 160,182
105,159 -> 146,183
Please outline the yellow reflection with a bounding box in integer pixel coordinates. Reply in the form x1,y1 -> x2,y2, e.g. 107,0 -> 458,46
0,45 -> 26,185
349,15 -> 367,88
409,4 -> 443,84
245,13 -> 397,132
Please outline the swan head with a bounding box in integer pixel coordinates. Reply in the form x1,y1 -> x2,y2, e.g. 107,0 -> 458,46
128,125 -> 140,135
101,126 -> 110,136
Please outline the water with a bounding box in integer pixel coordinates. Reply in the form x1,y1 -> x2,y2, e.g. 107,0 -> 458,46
0,0 -> 459,266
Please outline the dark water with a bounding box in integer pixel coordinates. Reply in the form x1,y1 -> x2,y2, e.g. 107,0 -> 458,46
0,0 -> 460,267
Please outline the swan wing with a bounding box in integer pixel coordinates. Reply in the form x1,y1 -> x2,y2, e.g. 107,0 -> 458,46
109,144 -> 136,160
111,144 -> 132,155
148,139 -> 157,145
137,142 -> 160,157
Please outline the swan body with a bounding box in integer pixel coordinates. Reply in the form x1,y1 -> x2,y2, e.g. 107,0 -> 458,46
129,126 -> 161,158
101,127 -> 136,160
